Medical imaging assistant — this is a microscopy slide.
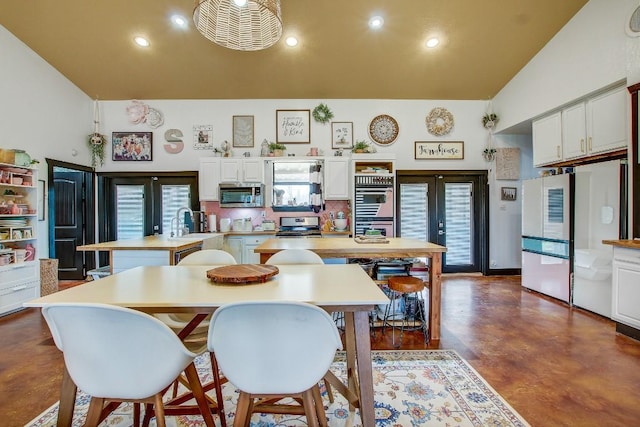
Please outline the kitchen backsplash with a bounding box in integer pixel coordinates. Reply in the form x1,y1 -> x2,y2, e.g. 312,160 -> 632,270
200,200 -> 351,230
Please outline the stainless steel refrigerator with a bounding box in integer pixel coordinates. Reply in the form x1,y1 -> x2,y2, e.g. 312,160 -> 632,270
572,159 -> 625,318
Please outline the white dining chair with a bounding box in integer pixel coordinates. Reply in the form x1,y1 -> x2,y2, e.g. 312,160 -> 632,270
178,249 -> 237,265
41,303 -> 216,427
265,248 -> 324,265
208,301 -> 342,427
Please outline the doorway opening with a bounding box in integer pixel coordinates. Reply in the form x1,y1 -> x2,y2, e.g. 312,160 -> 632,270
396,170 -> 489,274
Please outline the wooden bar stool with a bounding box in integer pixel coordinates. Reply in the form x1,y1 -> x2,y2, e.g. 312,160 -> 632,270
382,276 -> 428,347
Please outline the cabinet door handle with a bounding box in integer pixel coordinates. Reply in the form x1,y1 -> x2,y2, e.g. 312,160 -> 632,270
588,137 -> 592,151
11,285 -> 27,292
557,145 -> 560,158
580,138 -> 585,153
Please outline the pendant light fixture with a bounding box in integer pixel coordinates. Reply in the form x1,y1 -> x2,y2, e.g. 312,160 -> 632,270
193,0 -> 283,51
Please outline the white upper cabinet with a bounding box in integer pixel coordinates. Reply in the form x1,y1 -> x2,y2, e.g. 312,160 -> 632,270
563,86 -> 628,160
323,158 -> 350,200
220,158 -> 264,183
561,103 -> 587,160
199,157 -> 221,201
532,112 -> 562,167
586,86 -> 628,154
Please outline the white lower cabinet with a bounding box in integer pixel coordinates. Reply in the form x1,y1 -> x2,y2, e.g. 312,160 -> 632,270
0,262 -> 39,316
611,247 -> 640,330
224,235 -> 271,263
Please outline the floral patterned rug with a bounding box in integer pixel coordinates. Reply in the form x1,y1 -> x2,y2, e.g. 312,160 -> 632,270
27,350 -> 529,427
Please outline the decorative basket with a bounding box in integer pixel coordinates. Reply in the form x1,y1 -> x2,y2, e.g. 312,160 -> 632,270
40,258 -> 59,296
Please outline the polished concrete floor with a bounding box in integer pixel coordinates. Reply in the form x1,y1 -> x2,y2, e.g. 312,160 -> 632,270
2,275 -> 640,427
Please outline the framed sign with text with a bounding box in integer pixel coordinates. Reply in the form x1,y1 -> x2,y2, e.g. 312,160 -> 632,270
276,109 -> 310,144
414,141 -> 464,160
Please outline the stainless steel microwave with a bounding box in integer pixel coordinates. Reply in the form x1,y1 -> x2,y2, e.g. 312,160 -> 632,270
219,183 -> 264,208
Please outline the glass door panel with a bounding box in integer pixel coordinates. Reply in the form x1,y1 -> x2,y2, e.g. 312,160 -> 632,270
444,182 -> 473,266
115,185 -> 145,240
399,183 -> 429,241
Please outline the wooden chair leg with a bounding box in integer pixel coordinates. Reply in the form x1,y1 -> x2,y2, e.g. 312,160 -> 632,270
184,362 -> 217,427
142,403 -> 153,427
233,392 -> 252,427
301,389 -> 320,427
153,393 -> 166,427
322,376 -> 334,403
209,352 -> 227,427
85,397 -> 105,427
133,403 -> 140,427
312,385 -> 328,427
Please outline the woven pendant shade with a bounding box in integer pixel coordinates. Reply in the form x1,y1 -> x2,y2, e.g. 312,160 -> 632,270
193,0 -> 283,51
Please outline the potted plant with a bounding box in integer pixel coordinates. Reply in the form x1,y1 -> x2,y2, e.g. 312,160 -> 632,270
269,142 -> 286,157
352,140 -> 371,153
482,113 -> 499,129
87,132 -> 107,167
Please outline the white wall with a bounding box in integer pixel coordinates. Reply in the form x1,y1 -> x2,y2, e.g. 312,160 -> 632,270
492,0 -> 638,132
0,26 -> 92,259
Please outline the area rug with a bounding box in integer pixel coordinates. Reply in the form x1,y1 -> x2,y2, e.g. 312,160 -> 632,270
26,350 -> 529,427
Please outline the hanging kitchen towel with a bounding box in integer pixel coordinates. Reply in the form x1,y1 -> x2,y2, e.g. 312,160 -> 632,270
309,162 -> 323,213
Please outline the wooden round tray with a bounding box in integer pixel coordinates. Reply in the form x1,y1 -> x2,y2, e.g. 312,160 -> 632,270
206,264 -> 279,284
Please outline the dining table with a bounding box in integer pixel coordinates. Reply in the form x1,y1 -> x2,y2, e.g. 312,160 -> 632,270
254,237 -> 447,343
24,263 -> 389,427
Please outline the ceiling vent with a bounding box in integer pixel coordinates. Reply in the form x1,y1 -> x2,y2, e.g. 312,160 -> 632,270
627,5 -> 640,37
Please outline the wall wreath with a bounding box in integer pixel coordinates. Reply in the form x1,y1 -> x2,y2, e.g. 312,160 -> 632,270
312,103 -> 334,124
426,107 -> 454,136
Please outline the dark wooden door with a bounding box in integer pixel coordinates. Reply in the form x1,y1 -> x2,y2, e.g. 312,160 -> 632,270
53,171 -> 87,280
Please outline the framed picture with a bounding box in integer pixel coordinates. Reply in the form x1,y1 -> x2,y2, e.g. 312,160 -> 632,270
331,122 -> 353,148
193,125 -> 214,150
38,180 -> 45,221
501,187 -> 517,201
233,115 -> 254,147
414,141 -> 464,160
276,109 -> 310,144
112,132 -> 152,161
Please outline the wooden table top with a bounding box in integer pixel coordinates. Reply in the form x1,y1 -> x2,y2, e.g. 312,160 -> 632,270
25,264 -> 389,311
254,237 -> 447,258
602,239 -> 640,250
77,234 -> 223,252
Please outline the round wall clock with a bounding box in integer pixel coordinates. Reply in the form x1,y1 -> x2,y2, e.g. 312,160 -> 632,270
369,114 -> 399,145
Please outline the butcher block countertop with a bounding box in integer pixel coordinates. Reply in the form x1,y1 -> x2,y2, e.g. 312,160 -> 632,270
254,237 -> 447,259
603,239 -> 640,249
77,234 -> 224,252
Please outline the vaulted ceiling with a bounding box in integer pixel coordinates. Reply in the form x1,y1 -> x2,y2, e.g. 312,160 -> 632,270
0,0 -> 588,100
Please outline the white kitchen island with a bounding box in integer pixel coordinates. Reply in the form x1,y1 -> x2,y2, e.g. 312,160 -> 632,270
78,233 -> 224,274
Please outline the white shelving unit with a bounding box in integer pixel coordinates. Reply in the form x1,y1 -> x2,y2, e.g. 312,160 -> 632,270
0,162 -> 40,316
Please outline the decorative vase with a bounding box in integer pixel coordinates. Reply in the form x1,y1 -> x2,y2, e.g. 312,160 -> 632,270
273,149 -> 284,157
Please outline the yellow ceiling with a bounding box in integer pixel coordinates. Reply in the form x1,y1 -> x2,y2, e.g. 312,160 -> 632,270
0,0 -> 589,100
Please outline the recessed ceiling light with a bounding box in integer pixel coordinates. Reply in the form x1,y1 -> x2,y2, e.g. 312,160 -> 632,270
134,36 -> 150,47
285,36 -> 298,47
368,16 -> 384,30
425,37 -> 439,48
234,0 -> 248,6
171,15 -> 187,28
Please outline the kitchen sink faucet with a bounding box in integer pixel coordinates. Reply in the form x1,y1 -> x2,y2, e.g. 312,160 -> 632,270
171,206 -> 193,237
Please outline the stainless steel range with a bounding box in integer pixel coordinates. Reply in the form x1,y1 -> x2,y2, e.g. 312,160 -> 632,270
276,216 -> 322,238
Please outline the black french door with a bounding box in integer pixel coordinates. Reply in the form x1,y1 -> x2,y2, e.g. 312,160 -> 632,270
396,171 -> 488,274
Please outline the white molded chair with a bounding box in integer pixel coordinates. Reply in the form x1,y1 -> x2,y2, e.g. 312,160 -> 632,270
265,248 -> 324,265
208,301 -> 342,427
178,249 -> 238,266
41,303 -> 216,427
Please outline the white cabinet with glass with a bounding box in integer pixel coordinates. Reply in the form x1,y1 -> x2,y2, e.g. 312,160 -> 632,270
220,158 -> 264,183
0,163 -> 39,316
199,157 -> 221,201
